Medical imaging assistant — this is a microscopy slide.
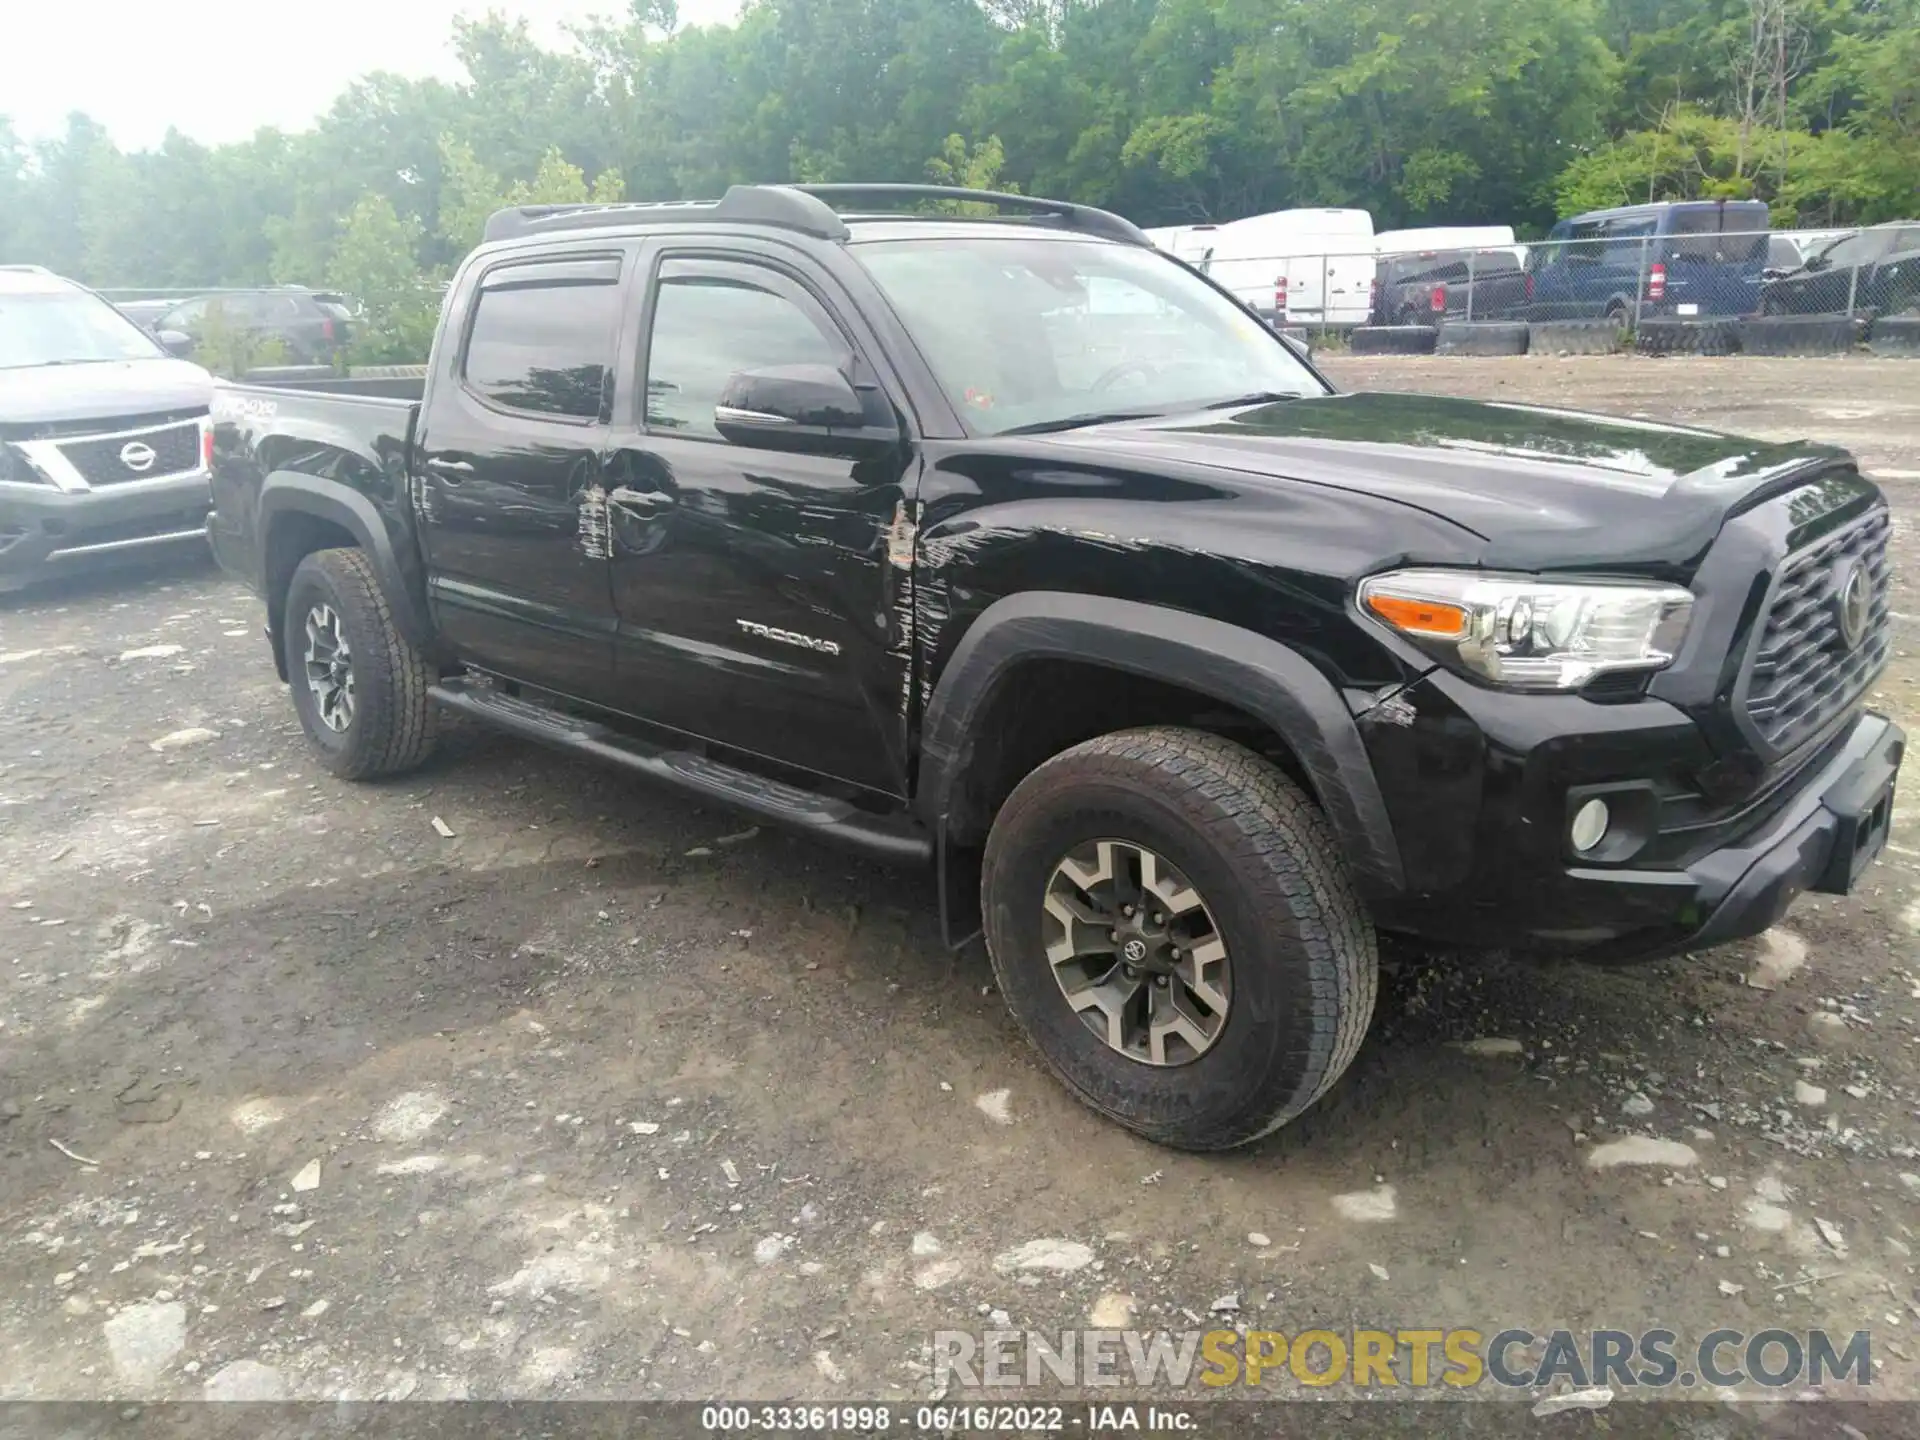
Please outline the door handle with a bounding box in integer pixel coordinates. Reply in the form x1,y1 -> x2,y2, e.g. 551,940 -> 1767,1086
428,457 -> 475,483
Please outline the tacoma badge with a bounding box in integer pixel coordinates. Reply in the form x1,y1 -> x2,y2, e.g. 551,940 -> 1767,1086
736,619 -> 841,656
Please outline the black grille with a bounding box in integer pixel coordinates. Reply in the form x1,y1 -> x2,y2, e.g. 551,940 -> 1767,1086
1,407 -> 205,443
57,421 -> 201,486
1742,507 -> 1892,754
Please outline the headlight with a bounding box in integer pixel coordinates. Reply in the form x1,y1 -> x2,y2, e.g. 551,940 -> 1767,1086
1358,568 -> 1693,691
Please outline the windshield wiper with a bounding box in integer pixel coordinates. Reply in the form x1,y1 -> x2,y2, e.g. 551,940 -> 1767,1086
998,407 -> 1170,437
1202,390 -> 1304,411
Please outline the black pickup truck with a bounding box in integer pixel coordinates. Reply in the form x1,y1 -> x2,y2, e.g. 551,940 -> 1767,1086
208,184 -> 1902,1150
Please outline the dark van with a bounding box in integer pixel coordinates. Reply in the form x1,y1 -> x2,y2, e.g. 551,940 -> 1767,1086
1528,201 -> 1770,322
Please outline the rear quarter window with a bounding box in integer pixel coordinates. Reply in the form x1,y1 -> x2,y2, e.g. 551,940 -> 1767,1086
463,271 -> 619,420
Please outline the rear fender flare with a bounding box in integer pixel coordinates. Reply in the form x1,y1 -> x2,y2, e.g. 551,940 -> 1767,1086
258,472 -> 434,673
917,591 -> 1406,900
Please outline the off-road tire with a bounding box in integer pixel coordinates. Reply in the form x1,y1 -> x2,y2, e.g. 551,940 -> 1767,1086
981,727 -> 1378,1150
283,547 -> 438,780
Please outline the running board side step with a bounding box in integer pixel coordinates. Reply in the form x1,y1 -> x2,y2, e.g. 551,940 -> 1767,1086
428,678 -> 931,865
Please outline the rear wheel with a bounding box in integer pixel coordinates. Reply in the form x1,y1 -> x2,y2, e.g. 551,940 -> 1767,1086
981,727 -> 1378,1150
282,548 -> 438,780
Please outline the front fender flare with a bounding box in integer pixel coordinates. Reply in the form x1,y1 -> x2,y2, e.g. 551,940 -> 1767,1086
917,592 -> 1406,900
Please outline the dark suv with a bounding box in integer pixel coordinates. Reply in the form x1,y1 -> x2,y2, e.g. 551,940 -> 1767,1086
154,288 -> 352,367
2,265 -> 215,592
1762,223 -> 1920,318
206,185 -> 1902,1150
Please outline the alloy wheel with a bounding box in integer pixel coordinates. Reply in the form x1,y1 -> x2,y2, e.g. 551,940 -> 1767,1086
1041,838 -> 1231,1066
302,602 -> 356,734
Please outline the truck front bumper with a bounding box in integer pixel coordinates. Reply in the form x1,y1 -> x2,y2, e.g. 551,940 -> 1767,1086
1362,669 -> 1905,963
1680,711 -> 1901,950
0,470 -> 213,592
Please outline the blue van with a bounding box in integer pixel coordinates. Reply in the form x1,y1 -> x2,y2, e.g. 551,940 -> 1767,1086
1528,200 -> 1771,321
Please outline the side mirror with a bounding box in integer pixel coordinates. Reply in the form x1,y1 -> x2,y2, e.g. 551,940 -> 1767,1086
1275,330 -> 1312,361
714,364 -> 898,459
157,329 -> 195,358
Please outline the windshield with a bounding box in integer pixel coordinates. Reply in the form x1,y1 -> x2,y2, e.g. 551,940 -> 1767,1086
853,236 -> 1324,436
0,289 -> 165,369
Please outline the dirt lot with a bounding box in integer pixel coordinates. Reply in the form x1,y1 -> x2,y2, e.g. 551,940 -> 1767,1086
1,356 -> 1917,1414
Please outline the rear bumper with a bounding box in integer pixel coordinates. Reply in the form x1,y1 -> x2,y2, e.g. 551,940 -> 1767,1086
0,469 -> 212,591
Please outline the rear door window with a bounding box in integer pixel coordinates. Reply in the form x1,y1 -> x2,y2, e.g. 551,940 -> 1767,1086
463,257 -> 622,420
1667,207 -> 1770,264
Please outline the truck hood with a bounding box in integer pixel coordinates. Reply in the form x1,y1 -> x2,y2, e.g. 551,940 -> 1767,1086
1040,391 -> 1850,573
0,358 -> 214,434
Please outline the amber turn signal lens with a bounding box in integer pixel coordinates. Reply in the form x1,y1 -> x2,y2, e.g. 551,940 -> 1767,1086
1365,593 -> 1468,637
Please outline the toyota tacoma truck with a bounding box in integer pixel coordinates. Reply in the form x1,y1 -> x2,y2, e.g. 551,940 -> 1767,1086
206,184 -> 1903,1151
3,265 -> 215,592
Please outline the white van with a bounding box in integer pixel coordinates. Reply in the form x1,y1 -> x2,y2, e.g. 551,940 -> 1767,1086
1174,209 -> 1376,326
1375,225 -> 1516,257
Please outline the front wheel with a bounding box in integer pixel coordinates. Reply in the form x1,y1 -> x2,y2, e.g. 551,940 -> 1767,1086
981,728 -> 1378,1150
282,548 -> 439,780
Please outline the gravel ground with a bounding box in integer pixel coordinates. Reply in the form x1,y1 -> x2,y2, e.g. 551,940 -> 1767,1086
1,356 -> 1916,1412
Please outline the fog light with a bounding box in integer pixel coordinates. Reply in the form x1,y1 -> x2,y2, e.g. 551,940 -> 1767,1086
1570,798 -> 1610,854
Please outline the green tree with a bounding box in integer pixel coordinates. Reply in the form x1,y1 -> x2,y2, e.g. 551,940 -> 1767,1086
1,0 -> 1909,299
191,301 -> 294,380
325,195 -> 441,365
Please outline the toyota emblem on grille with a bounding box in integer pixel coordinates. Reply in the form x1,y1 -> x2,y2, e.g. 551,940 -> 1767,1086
1833,559 -> 1871,651
119,441 -> 157,473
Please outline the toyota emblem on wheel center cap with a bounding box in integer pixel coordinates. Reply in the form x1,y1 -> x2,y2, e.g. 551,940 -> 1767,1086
119,441 -> 157,473
1832,559 -> 1871,652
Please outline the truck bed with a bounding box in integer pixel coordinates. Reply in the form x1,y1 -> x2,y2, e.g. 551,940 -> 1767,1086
236,371 -> 427,402
206,378 -> 423,608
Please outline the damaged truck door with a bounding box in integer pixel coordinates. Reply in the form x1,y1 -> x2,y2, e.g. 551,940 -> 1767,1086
413,252 -> 625,704
602,250 -> 917,798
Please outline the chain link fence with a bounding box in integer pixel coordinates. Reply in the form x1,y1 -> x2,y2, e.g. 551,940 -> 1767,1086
1159,225 -> 1920,335
85,222 -> 1920,367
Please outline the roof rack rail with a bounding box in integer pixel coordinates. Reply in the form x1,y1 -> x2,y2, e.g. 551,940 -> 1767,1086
793,184 -> 1151,247
479,183 -> 1149,247
482,187 -> 850,244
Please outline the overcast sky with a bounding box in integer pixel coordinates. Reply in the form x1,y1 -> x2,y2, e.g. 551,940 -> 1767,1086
3,0 -> 743,151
